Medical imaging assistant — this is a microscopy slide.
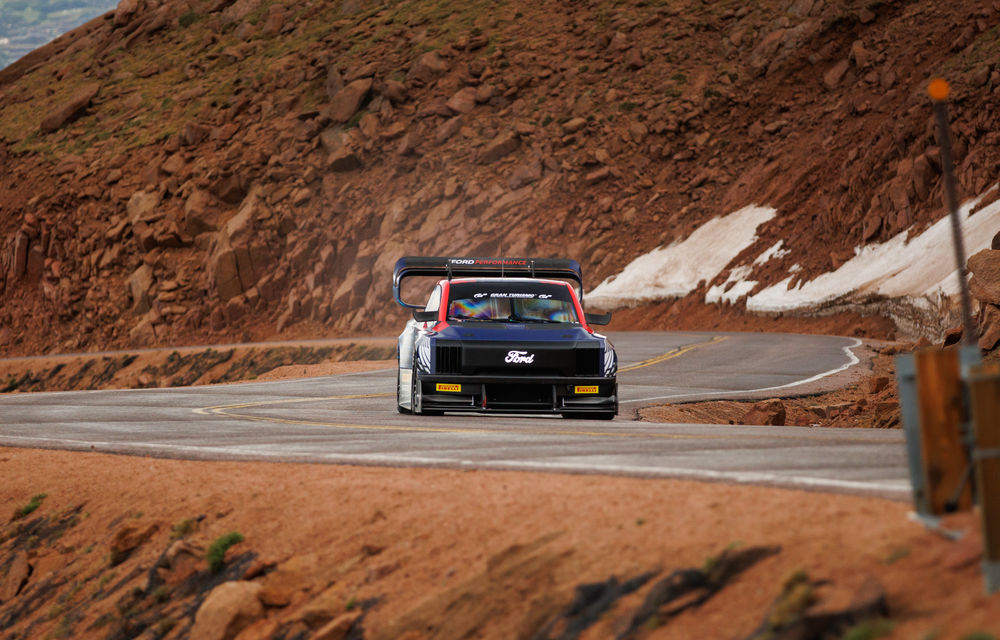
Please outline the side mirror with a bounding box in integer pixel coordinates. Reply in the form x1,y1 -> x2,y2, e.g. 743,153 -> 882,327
585,311 -> 612,326
412,310 -> 438,323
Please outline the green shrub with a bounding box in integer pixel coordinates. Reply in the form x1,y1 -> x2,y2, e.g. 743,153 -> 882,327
842,618 -> 894,640
178,10 -> 202,28
206,532 -> 245,573
14,493 -> 47,519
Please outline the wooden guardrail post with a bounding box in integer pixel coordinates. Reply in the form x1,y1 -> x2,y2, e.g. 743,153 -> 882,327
969,362 -> 1000,593
914,348 -> 973,513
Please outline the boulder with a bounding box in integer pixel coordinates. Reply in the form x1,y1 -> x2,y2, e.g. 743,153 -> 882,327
407,51 -> 449,84
850,40 -> 873,68
446,87 -> 478,114
12,232 -> 29,280
478,132 -> 520,164
562,117 -> 587,134
184,189 -> 220,236
210,247 -> 243,302
823,60 -> 849,90
383,79 -> 407,103
475,84 -> 495,103
295,584 -> 346,629
154,540 -> 204,586
40,83 -> 101,133
584,166 -> 611,184
114,0 -> 141,27
968,249 -> 1000,305
328,78 -> 372,123
911,154 -> 935,200
434,116 -> 464,145
625,47 -> 644,69
180,121 -> 212,146
110,522 -> 159,565
211,174 -> 248,204
328,148 -> 363,172
868,376 -> 890,394
312,612 -> 362,640
127,190 -> 161,223
325,65 -> 344,100
129,264 -> 154,314
191,581 -> 264,640
0,552 -> 30,602
979,304 -> 1000,351
740,399 -> 786,426
257,565 -> 309,607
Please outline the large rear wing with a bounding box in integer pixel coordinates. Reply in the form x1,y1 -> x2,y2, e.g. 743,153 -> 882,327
393,256 -> 584,309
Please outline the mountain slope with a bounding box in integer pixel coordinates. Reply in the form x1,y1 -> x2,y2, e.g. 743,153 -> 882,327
1,0 -> 999,355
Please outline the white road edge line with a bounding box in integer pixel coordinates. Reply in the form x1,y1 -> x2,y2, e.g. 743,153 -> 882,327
622,337 -> 863,404
0,435 -> 909,497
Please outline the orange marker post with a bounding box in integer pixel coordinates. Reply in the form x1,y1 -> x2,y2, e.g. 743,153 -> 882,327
928,78 -> 977,347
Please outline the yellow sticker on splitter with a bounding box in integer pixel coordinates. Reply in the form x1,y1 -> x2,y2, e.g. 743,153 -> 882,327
574,385 -> 599,394
436,383 -> 462,392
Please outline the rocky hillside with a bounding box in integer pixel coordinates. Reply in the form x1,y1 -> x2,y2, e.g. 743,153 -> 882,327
1,0 -> 1000,355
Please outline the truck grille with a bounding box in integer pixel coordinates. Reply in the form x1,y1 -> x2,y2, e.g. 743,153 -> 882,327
575,348 -> 601,375
435,344 -> 462,374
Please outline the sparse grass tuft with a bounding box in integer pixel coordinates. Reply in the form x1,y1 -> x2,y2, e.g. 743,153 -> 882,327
842,618 -> 894,640
207,531 -> 245,573
178,10 -> 203,28
170,518 -> 198,539
14,493 -> 47,520
883,546 -> 910,565
157,618 -> 177,635
151,585 -> 170,603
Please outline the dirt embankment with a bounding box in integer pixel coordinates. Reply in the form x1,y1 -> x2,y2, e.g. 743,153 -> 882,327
1,447 -> 997,640
2,0 -> 1000,357
0,340 -> 394,393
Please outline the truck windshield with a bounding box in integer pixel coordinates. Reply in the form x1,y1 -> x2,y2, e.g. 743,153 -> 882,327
446,282 -> 579,323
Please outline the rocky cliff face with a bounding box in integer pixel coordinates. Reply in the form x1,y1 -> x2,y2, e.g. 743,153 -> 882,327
968,234 -> 1000,353
1,0 -> 999,355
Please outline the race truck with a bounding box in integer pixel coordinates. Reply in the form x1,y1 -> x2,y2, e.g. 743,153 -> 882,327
393,257 -> 617,419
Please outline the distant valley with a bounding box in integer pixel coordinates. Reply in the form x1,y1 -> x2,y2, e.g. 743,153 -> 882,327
0,0 -> 116,68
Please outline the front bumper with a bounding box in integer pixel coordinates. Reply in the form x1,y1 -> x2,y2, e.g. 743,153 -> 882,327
416,373 -> 618,414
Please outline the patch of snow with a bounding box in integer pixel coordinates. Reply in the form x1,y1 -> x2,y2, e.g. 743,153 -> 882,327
588,205 -> 776,308
753,240 -> 789,265
705,266 -> 755,304
747,186 -> 1000,312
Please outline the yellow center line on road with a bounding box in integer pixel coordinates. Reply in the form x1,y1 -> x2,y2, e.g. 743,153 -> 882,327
618,336 -> 727,373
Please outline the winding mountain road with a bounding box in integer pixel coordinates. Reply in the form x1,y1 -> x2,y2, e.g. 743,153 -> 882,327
0,332 -> 909,499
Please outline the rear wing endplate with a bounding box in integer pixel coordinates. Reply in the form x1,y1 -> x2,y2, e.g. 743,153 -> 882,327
393,256 -> 584,309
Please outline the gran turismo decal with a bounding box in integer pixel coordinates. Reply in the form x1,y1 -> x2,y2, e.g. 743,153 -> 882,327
505,350 -> 535,364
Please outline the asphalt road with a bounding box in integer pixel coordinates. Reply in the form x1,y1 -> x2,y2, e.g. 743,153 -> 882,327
0,332 -> 910,499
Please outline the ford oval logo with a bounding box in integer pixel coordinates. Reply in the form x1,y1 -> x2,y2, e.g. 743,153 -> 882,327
505,350 -> 535,364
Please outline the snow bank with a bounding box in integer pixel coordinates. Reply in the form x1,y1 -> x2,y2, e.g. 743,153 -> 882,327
589,185 -> 1000,324
587,205 -> 776,308
747,187 -> 1000,312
